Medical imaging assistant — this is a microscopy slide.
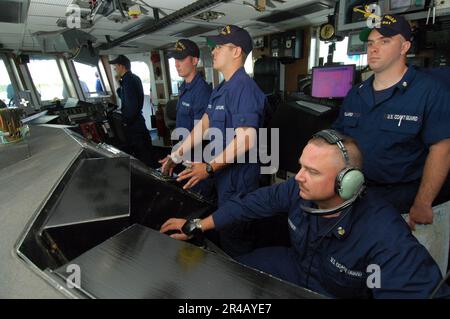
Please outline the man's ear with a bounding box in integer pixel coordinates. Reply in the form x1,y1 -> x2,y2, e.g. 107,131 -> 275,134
233,46 -> 243,59
192,57 -> 199,66
400,40 -> 411,56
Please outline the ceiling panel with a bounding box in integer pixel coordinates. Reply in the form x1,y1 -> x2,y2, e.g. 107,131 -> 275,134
29,2 -> 68,17
188,2 -> 269,25
31,0 -> 73,6
134,0 -> 198,11
230,0 -> 314,12
27,15 -> 59,26
27,26 -> 65,34
0,23 -> 25,34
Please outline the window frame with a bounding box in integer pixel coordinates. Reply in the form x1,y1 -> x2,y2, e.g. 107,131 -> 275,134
26,54 -> 69,103
71,60 -> 108,100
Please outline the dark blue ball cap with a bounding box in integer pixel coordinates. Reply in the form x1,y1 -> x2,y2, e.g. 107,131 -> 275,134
168,39 -> 200,59
359,14 -> 412,42
108,54 -> 131,69
206,25 -> 253,55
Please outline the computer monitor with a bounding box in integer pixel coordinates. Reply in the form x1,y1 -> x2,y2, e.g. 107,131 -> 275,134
347,32 -> 366,56
311,65 -> 355,99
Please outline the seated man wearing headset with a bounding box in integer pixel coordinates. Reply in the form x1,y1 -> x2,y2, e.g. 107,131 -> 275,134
161,129 -> 450,298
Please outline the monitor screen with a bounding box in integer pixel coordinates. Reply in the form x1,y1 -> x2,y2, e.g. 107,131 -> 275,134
311,65 -> 355,98
390,0 -> 412,10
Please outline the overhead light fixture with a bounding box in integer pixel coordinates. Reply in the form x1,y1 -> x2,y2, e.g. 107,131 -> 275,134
194,10 -> 225,22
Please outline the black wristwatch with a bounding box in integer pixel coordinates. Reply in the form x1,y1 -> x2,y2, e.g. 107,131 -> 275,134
205,163 -> 214,176
181,218 -> 203,237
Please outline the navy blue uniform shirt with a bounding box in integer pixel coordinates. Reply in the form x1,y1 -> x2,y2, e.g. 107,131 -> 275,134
205,67 -> 266,206
213,177 -> 450,298
117,71 -> 147,134
176,73 -> 212,132
333,66 -> 450,185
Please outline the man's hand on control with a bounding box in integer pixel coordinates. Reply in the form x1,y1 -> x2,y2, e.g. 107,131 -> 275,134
160,218 -> 189,240
177,162 -> 209,190
159,155 -> 179,176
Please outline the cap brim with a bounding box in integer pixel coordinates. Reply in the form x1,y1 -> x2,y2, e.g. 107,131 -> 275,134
168,51 -> 188,59
206,35 -> 227,48
108,59 -> 119,64
378,27 -> 400,38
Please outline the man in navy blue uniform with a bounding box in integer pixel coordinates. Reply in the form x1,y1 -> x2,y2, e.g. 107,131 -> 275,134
161,130 -> 450,298
167,39 -> 212,134
333,15 -> 450,229
109,55 -> 155,167
160,25 -> 266,256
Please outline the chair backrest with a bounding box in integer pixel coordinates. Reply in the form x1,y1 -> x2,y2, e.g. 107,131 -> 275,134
253,57 -> 280,95
164,99 -> 178,131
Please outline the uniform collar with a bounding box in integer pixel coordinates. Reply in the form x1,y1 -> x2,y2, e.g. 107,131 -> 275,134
356,66 -> 417,107
358,66 -> 417,94
223,67 -> 246,87
393,65 -> 417,92
301,201 -> 356,240
181,72 -> 202,92
327,206 -> 355,240
121,71 -> 132,80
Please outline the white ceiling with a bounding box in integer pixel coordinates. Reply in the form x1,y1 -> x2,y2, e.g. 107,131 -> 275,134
0,0 -> 332,53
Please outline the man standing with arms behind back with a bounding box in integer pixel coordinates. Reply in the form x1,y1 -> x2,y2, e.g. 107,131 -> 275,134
334,15 -> 450,225
110,54 -> 156,167
333,14 -> 450,272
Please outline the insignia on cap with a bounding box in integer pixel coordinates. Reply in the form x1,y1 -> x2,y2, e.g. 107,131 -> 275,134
175,41 -> 186,51
221,25 -> 232,35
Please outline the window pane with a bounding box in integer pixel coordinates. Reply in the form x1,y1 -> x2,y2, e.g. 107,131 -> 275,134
0,58 -> 13,105
73,61 -> 105,97
168,58 -> 183,96
244,51 -> 254,76
318,37 -> 367,69
28,57 -> 66,101
131,61 -> 151,95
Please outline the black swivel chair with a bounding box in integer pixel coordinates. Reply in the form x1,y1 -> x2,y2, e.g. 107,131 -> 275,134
253,57 -> 283,188
253,57 -> 282,126
164,99 -> 178,133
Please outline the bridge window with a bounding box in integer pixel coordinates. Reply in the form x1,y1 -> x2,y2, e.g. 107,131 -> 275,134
168,58 -> 183,96
28,56 -> 66,101
73,61 -> 106,98
130,61 -> 151,96
317,37 -> 367,69
0,58 -> 13,106
244,51 -> 254,76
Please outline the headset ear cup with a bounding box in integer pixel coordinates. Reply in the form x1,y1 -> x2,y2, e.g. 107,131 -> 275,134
337,168 -> 365,200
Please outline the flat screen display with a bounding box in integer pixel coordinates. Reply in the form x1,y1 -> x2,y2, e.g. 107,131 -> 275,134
311,65 -> 355,98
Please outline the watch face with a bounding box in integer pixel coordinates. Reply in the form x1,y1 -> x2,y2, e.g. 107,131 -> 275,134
206,163 -> 214,175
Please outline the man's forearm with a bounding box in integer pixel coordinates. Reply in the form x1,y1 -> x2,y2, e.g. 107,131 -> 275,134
200,215 -> 215,232
210,127 -> 257,173
414,139 -> 450,206
173,114 -> 209,159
